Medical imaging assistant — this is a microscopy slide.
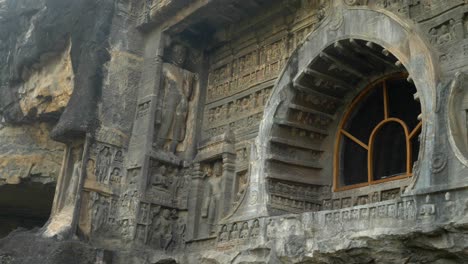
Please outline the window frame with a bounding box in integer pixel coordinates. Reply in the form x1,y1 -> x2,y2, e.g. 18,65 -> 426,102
333,73 -> 422,192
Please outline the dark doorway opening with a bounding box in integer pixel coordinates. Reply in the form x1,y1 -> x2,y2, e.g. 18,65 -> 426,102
0,182 -> 55,238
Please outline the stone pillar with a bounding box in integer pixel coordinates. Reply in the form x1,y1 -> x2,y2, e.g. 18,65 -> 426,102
126,29 -> 166,190
44,136 -> 88,238
220,153 -> 236,217
186,162 -> 203,240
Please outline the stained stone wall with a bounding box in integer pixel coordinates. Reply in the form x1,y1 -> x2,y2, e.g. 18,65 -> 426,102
1,0 -> 468,263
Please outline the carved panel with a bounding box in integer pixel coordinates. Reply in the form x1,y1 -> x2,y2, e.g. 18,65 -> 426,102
146,158 -> 189,209
288,109 -> 333,131
205,88 -> 271,128
409,0 -> 464,22
233,170 -> 248,205
205,111 -> 265,138
144,206 -> 185,251
136,101 -> 151,119
324,200 -> 417,223
202,4 -> 325,140
235,145 -> 250,168
90,192 -> 111,234
86,143 -> 125,188
428,19 -> 458,46
217,219 -> 263,247
381,188 -> 401,201
268,179 -> 322,213
206,44 -> 284,104
199,160 -> 224,236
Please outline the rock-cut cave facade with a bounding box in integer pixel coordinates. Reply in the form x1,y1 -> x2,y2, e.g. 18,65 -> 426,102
1,0 -> 468,263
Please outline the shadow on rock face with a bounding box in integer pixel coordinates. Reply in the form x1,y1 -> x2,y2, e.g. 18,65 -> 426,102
154,259 -> 178,264
0,182 -> 55,238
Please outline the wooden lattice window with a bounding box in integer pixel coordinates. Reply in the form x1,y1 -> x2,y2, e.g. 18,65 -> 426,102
333,74 -> 422,191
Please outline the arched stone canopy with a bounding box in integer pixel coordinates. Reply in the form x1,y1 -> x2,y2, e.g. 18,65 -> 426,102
230,5 -> 439,220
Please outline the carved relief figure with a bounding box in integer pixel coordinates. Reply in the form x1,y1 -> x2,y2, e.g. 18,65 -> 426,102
174,170 -> 190,205
120,219 -> 131,240
114,150 -> 123,162
239,222 -> 249,239
175,216 -> 186,247
97,147 -> 112,183
86,159 -> 96,181
135,225 -> 146,244
229,223 -> 239,240
151,165 -> 170,189
91,194 -> 109,233
251,220 -> 260,237
234,171 -> 248,204
430,20 -> 458,46
154,44 -> 198,154
110,168 -> 121,184
201,161 -> 223,233
219,225 -> 228,242
139,203 -> 149,223
151,208 -> 173,250
266,219 -> 276,241
438,25 -> 452,45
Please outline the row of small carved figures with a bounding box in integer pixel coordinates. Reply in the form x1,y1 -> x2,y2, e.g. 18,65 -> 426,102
322,190 -> 402,210
207,62 -> 282,100
206,88 -> 271,125
292,110 -> 332,130
218,220 -> 261,243
270,195 -> 321,211
268,181 -> 323,198
324,201 -> 418,223
295,91 -> 339,113
205,112 -> 264,137
208,45 -> 286,85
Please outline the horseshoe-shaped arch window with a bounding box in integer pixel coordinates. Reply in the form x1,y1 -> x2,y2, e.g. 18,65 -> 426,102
333,74 -> 422,191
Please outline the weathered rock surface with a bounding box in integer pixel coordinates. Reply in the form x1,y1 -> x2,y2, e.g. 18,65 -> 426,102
0,0 -> 114,139
0,123 -> 63,185
0,229 -> 98,264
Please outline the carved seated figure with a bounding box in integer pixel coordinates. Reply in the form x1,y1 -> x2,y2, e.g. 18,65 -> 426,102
229,223 -> 239,240
151,165 -> 169,189
239,222 -> 249,239
266,219 -> 276,241
219,225 -> 228,242
437,24 -> 452,45
250,220 -> 260,238
110,168 -> 121,184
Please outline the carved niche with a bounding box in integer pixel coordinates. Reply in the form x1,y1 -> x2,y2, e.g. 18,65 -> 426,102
132,203 -> 185,251
187,132 -> 236,240
268,179 -> 323,214
93,145 -> 125,185
217,219 -> 264,247
145,158 -> 189,209
153,43 -> 199,159
428,19 -> 459,46
78,141 -> 126,238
